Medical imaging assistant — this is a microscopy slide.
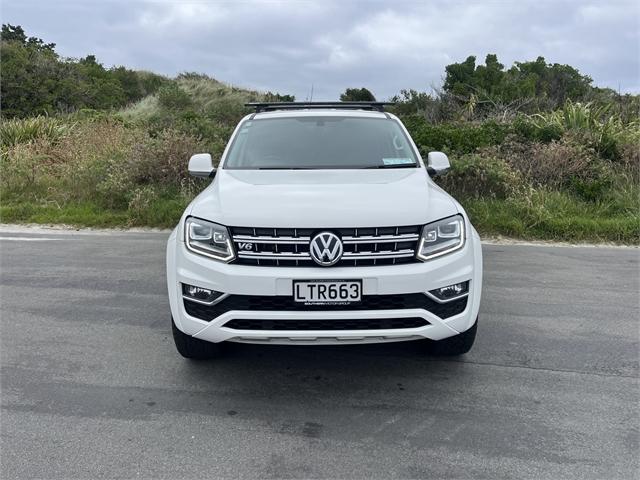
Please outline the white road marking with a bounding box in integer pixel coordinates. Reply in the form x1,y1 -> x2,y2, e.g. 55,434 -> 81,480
0,237 -> 64,241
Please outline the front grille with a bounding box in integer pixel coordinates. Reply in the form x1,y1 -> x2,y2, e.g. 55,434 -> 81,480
223,318 -> 429,331
229,226 -> 421,267
183,294 -> 467,322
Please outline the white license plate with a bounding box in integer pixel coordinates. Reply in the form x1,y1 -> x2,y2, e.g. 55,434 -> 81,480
293,280 -> 362,304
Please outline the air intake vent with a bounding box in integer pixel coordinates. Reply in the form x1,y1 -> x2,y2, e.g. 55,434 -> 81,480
223,317 -> 429,331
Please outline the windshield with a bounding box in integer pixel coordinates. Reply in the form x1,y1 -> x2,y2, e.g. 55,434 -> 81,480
224,116 -> 419,169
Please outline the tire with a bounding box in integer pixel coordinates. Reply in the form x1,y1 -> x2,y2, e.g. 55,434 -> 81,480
172,317 -> 224,360
428,317 -> 478,356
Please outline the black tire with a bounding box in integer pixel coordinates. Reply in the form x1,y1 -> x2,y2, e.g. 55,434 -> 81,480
428,318 -> 477,356
172,317 -> 224,360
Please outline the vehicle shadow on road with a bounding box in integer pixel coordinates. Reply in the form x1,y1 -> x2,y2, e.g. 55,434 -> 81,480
173,340 -> 473,397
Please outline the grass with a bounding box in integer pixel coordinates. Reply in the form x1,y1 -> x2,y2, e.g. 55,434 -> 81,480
462,191 -> 640,243
0,201 -> 130,227
0,197 -> 189,228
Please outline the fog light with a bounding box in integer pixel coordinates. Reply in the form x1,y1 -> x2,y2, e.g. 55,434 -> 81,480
182,283 -> 224,304
429,281 -> 469,302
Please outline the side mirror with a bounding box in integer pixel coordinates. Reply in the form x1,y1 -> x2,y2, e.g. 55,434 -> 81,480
188,153 -> 215,178
426,151 -> 450,176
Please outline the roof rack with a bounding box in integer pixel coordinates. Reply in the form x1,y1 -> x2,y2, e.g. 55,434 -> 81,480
245,101 -> 394,113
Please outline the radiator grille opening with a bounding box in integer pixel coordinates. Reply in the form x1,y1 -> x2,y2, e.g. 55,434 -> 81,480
230,225 -> 422,267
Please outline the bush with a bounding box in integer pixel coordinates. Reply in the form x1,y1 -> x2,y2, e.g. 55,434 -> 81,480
157,83 -> 192,110
436,154 -> 524,199
487,137 -> 612,200
94,127 -> 205,208
513,115 -> 563,142
126,128 -> 203,188
619,142 -> 640,182
403,116 -> 511,154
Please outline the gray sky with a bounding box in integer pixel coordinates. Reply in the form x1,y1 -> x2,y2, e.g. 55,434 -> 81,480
3,0 -> 639,100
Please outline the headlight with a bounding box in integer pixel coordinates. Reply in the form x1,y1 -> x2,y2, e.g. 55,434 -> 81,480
417,215 -> 465,261
184,217 -> 235,262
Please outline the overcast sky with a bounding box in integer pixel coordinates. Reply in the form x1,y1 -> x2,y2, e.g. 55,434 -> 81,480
3,0 -> 639,99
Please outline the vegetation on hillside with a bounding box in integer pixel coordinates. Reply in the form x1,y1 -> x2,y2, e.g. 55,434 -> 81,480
0,24 -> 170,117
1,26 -> 638,243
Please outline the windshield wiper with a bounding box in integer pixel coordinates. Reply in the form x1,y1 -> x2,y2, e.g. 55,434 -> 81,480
252,164 -> 418,170
255,167 -> 315,170
360,164 -> 418,169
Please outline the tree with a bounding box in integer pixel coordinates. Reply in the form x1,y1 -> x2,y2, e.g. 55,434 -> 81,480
1,24 -> 167,116
340,87 -> 376,102
389,89 -> 436,116
507,56 -> 592,106
443,54 -> 595,114
443,56 -> 477,96
1,24 -> 56,53
0,28 -> 61,116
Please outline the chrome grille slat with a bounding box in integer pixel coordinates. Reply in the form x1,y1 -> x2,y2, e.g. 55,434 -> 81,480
233,235 -> 310,244
343,234 -> 419,243
343,250 -> 416,260
231,225 -> 421,267
238,252 -> 311,260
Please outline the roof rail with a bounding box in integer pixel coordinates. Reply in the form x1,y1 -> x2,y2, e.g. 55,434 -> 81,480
245,101 -> 394,113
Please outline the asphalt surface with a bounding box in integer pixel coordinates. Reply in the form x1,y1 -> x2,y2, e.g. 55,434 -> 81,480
0,228 -> 638,479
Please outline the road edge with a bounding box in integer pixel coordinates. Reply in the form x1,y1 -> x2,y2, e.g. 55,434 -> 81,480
1,223 -> 638,249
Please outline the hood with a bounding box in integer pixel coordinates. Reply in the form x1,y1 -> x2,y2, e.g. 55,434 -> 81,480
188,168 -> 459,228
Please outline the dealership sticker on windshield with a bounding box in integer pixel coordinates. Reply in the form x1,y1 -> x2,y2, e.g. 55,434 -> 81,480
382,157 -> 414,165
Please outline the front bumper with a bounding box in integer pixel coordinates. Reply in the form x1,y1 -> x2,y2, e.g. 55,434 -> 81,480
167,227 -> 483,345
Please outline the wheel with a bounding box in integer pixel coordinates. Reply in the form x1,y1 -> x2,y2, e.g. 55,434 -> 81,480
172,317 -> 224,360
428,318 -> 477,356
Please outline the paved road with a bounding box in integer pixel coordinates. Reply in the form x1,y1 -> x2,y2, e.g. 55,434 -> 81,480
1,228 -> 638,479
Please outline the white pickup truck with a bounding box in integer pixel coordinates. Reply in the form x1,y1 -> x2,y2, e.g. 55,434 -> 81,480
166,102 -> 482,359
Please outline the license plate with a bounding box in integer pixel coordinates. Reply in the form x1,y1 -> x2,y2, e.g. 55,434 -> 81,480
293,280 -> 362,305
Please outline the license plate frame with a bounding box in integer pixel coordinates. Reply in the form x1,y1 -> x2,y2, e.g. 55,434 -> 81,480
293,279 -> 362,305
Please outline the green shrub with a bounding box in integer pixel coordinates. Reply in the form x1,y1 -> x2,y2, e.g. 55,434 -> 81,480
127,128 -> 203,188
403,116 -> 510,154
436,154 -> 524,199
487,137 -> 613,200
143,109 -> 230,159
570,176 -> 613,202
513,115 -> 563,142
157,83 -> 192,110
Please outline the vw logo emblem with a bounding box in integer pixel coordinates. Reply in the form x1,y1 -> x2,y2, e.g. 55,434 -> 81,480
309,232 -> 343,266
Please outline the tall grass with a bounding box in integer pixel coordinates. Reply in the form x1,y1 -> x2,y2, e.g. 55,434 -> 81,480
0,116 -> 75,148
118,96 -> 160,123
525,100 -> 640,159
